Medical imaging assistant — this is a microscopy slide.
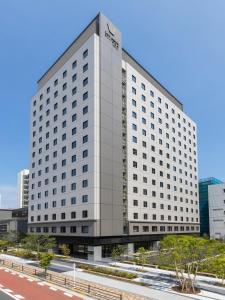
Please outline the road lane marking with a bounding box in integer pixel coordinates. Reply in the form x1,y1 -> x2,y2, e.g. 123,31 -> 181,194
0,284 -> 4,287
64,292 -> 73,297
37,282 -> 45,286
4,269 -> 9,272
50,287 -> 57,291
15,295 -> 24,299
0,288 -> 18,300
4,289 -> 13,293
19,275 -> 24,278
27,279 -> 34,282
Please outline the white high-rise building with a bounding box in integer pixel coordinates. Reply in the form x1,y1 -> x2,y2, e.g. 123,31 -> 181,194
17,169 -> 29,208
28,13 -> 199,260
208,183 -> 225,239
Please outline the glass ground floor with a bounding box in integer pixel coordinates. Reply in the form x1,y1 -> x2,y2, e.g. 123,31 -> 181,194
56,234 -> 163,260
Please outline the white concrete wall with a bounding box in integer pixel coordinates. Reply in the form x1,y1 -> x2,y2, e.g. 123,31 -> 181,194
123,60 -> 199,235
209,183 -> 225,239
28,34 -> 101,236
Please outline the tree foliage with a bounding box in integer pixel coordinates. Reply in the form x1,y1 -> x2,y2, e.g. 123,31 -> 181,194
202,255 -> 225,285
111,245 -> 126,262
0,240 -> 9,251
59,244 -> 71,256
159,235 -> 225,293
38,252 -> 54,276
1,230 -> 21,245
21,234 -> 56,255
136,247 -> 148,270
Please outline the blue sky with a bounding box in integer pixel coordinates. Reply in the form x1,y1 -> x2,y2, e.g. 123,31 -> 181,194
0,0 -> 225,208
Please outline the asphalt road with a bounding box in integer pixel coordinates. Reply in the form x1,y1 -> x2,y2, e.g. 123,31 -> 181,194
28,260 -> 73,273
0,290 -> 15,300
0,268 -> 81,300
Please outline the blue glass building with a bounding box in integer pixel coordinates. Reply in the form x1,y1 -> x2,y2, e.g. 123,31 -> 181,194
199,177 -> 222,236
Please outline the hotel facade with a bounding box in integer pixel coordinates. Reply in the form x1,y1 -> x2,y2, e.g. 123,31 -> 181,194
28,13 -> 199,260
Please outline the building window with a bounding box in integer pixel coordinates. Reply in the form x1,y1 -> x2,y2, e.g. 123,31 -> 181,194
63,70 -> 67,78
81,226 -> 89,233
83,92 -> 88,100
72,73 -> 77,82
83,149 -> 88,158
143,226 -> 149,232
61,199 -> 66,206
71,183 -> 76,190
82,210 -> 88,218
132,75 -> 136,82
133,213 -> 138,219
83,135 -> 88,143
83,49 -> 88,59
71,197 -> 76,205
83,106 -> 88,115
83,120 -> 88,129
82,165 -> 88,173
83,77 -> 88,86
72,60 -> 77,69
71,212 -> 76,219
71,169 -> 76,176
133,226 -> 139,232
70,226 -> 76,233
82,195 -> 88,203
83,63 -> 88,72
60,226 -> 66,233
82,180 -> 88,188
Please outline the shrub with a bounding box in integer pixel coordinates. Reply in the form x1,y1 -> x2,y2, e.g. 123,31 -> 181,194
5,249 -> 36,259
78,263 -> 137,279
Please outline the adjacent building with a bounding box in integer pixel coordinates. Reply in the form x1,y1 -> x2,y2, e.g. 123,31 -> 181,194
208,183 -> 225,239
0,208 -> 28,237
28,13 -> 199,260
17,169 -> 29,208
199,177 -> 222,236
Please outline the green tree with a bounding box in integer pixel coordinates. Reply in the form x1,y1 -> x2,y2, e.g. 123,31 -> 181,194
21,234 -> 56,257
204,255 -> 225,285
136,247 -> 148,270
38,252 -> 54,277
159,235 -> 225,293
59,244 -> 71,256
0,240 -> 9,251
111,245 -> 125,264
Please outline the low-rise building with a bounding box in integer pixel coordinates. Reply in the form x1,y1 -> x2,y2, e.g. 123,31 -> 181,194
199,177 -> 222,236
208,183 -> 225,239
0,208 -> 28,237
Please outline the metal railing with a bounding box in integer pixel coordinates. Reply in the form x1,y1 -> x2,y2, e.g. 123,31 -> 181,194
0,259 -> 123,300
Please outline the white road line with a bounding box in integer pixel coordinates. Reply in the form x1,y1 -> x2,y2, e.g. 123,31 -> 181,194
37,282 -> 45,286
27,278 -> 34,282
14,295 -> 24,299
4,289 -> 13,293
19,275 -> 24,278
0,284 -> 4,288
64,292 -> 73,297
11,272 -> 16,275
49,287 -> 57,291
0,288 -> 18,300
4,269 -> 9,272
